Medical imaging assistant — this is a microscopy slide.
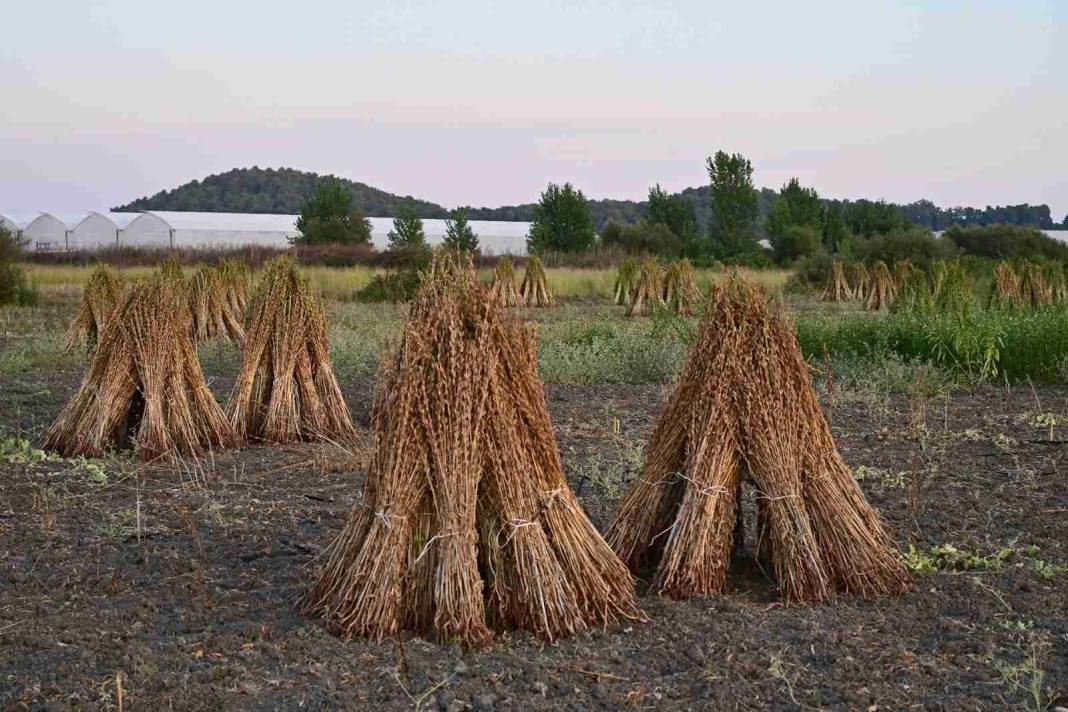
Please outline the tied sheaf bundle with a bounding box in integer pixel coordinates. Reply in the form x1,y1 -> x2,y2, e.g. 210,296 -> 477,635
627,258 -> 663,316
606,279 -> 908,602
865,261 -> 896,311
489,257 -> 521,306
992,262 -> 1023,307
65,263 -> 125,352
301,255 -> 643,645
1020,261 -> 1052,307
518,256 -> 554,307
847,262 -> 869,301
892,260 -> 915,289
44,268 -> 236,461
661,259 -> 702,316
821,260 -> 850,302
219,258 -> 251,315
189,265 -> 246,343
228,256 -> 355,444
613,257 -> 639,305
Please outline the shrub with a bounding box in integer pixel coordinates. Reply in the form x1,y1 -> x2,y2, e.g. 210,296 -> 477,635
0,226 -> 37,305
946,224 -> 1068,261
855,227 -> 958,270
355,270 -> 423,303
600,220 -> 684,257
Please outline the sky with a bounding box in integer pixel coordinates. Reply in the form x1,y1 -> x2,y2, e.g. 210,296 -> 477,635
1,0 -> 1065,219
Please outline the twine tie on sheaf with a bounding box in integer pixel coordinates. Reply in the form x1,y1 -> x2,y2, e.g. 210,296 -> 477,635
414,531 -> 457,563
375,510 -> 407,529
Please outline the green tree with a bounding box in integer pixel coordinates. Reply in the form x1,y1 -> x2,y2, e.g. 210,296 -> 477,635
526,183 -> 596,254
706,151 -> 760,257
388,208 -> 427,249
443,208 -> 479,252
294,178 -> 373,245
822,201 -> 852,254
647,184 -> 696,241
766,178 -> 824,261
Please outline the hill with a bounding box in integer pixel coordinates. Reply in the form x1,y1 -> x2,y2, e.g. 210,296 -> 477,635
114,167 -> 449,218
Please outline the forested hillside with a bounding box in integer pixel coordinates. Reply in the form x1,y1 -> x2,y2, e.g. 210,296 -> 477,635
115,167 -> 449,218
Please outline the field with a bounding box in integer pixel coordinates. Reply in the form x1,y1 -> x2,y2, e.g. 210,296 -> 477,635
2,264 -> 1066,709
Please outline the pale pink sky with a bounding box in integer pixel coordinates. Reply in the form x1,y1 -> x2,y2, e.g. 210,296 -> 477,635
1,0 -> 1065,218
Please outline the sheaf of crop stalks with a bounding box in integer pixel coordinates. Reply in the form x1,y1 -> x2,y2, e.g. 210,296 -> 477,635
992,262 -> 1023,308
627,258 -> 664,317
489,257 -> 521,306
1042,262 -> 1067,303
65,263 -> 125,352
661,259 -> 702,316
821,260 -> 850,302
518,256 -> 555,307
301,253 -> 644,646
865,261 -> 896,311
892,260 -> 915,288
846,262 -> 869,301
613,257 -> 640,305
219,257 -> 251,315
606,278 -> 909,602
227,255 -> 355,444
1020,261 -> 1052,307
44,267 -> 236,461
189,266 -> 245,343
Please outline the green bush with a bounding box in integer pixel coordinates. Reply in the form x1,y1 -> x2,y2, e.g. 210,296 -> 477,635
946,224 -> 1068,261
600,220 -> 684,257
855,227 -> 958,270
0,227 -> 37,305
355,270 -> 422,303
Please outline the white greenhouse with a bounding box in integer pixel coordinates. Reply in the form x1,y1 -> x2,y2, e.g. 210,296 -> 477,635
3,210 -> 531,255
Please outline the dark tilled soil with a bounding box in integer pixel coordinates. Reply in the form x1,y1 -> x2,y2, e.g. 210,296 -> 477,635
1,368 -> 1066,710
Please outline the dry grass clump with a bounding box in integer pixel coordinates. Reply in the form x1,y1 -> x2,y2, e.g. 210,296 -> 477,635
301,254 -> 643,645
65,263 -> 125,352
821,260 -> 850,302
519,256 -> 555,307
865,261 -> 896,311
1043,263 -> 1067,303
189,266 -> 245,342
228,255 -> 355,444
992,262 -> 1023,307
661,259 -> 702,315
627,258 -> 663,316
489,257 -> 521,306
44,268 -> 236,461
606,279 -> 908,602
847,262 -> 869,300
613,257 -> 640,305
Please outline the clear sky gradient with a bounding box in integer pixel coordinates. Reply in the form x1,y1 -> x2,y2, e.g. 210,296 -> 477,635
2,0 -> 1065,218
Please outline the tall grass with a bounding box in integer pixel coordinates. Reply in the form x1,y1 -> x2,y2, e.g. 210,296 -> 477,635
798,307 -> 1068,383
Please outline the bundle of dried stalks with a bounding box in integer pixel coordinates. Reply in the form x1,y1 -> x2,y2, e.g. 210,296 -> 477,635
44,268 -> 236,461
518,256 -> 554,307
189,266 -> 245,342
606,279 -> 908,602
865,261 -> 896,311
614,257 -> 639,305
847,262 -> 869,300
65,263 -> 125,352
219,258 -> 251,315
1021,261 -> 1052,306
227,256 -> 355,444
661,259 -> 702,315
892,260 -> 915,288
1043,263 -> 1067,303
489,258 -> 521,306
627,258 -> 663,316
820,260 -> 850,302
992,262 -> 1023,307
301,254 -> 643,645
